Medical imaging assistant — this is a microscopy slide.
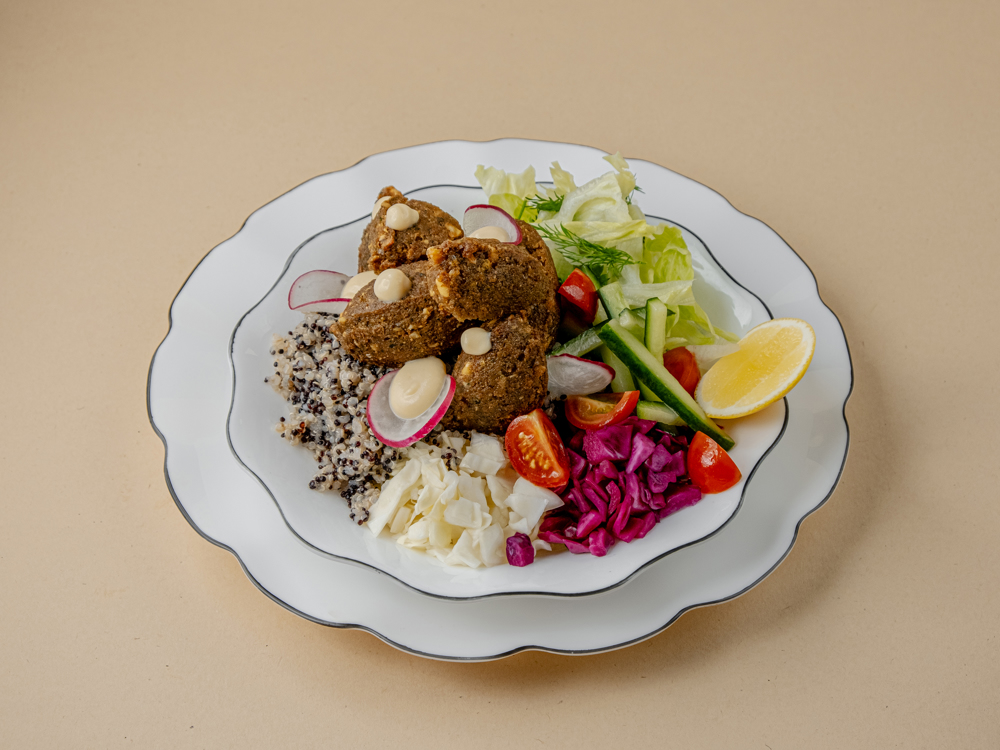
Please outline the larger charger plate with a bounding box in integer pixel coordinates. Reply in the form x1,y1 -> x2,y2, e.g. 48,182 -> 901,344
148,139 -> 852,660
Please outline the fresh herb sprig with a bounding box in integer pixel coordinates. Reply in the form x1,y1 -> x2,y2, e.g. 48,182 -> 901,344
534,224 -> 637,276
624,184 -> 644,205
515,193 -> 564,220
526,193 -> 565,213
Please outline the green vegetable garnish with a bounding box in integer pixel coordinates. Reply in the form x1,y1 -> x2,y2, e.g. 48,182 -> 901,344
534,224 -> 638,277
522,193 -> 565,215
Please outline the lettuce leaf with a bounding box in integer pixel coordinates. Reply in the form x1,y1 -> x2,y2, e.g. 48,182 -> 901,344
474,165 -> 539,221
641,224 -> 738,346
549,161 -> 578,196
603,152 -> 637,201
559,220 -> 656,248
643,224 -> 694,283
543,172 -> 632,224
473,156 -> 738,347
474,164 -> 538,200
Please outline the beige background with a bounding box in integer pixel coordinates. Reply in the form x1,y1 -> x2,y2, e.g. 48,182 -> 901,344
2,0 -> 998,746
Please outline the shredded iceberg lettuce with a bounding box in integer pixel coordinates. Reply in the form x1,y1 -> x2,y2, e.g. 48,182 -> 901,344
474,165 -> 538,221
473,153 -> 738,346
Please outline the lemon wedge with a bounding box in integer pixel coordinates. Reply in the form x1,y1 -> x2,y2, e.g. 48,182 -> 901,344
695,318 -> 815,419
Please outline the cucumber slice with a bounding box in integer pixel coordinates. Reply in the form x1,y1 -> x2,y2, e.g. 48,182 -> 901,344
636,400 -> 684,427
598,344 -> 636,393
644,298 -> 668,357
597,282 -> 628,319
597,320 -> 734,450
638,381 -> 660,402
580,266 -> 602,289
618,309 -> 645,339
551,327 -> 602,357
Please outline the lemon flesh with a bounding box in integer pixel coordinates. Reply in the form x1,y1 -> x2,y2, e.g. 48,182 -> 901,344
695,318 -> 815,419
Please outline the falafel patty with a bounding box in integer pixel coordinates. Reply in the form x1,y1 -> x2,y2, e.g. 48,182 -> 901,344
358,186 -> 464,273
333,260 -> 463,367
440,313 -> 548,435
516,219 -> 560,295
427,237 -> 553,323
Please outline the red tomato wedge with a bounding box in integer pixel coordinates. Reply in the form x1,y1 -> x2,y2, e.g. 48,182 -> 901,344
557,269 -> 598,324
663,347 -> 701,397
564,391 -> 640,430
505,409 -> 570,488
686,432 -> 742,493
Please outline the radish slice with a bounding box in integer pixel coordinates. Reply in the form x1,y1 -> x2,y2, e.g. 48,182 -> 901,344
547,354 -> 616,398
367,370 -> 456,447
463,205 -> 522,244
288,270 -> 351,314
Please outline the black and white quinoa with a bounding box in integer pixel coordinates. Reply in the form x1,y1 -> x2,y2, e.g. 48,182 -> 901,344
265,312 -> 403,523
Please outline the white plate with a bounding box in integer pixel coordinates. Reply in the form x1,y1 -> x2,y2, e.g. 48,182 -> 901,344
229,184 -> 785,599
148,139 -> 852,659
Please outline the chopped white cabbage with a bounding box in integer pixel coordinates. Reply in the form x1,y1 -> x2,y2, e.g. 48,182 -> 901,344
458,473 -> 488,508
365,430 -> 556,567
505,492 -> 548,533
468,432 -> 506,464
477,524 -> 505,567
446,530 -> 482,568
459,451 -> 504,476
512,477 -> 565,511
444,497 -> 482,529
390,506 -> 412,535
486,472 -> 515,508
366,459 -> 420,536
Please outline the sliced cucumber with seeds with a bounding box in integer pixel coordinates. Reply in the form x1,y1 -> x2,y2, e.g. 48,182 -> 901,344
552,326 -> 603,357
644,298 -> 668,357
638,381 -> 660,402
597,282 -> 628,319
597,320 -> 734,450
617,308 -> 645,339
636,399 -> 684,427
598,344 -> 636,393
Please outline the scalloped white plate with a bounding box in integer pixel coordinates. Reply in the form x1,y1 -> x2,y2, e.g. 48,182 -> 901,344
148,139 -> 852,659
228,183 -> 785,599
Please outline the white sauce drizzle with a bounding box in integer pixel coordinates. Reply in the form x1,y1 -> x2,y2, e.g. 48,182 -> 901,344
385,203 -> 420,230
468,226 -> 511,242
341,270 -> 377,299
389,357 -> 446,420
373,268 -> 411,302
371,196 -> 392,220
460,327 -> 492,356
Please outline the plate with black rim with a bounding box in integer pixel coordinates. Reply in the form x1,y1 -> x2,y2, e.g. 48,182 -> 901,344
148,138 -> 852,659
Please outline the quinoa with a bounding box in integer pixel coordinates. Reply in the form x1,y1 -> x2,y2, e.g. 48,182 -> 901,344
265,312 -> 402,523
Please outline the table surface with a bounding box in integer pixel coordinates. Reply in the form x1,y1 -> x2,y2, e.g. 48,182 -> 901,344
3,1 -> 998,747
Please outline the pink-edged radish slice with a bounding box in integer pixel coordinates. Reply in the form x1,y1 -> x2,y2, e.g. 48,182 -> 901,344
462,205 -> 522,244
366,370 -> 456,448
288,270 -> 351,314
547,354 -> 616,398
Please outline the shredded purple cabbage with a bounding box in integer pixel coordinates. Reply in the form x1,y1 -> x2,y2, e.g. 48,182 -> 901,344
506,533 -> 535,567
540,419 -> 703,558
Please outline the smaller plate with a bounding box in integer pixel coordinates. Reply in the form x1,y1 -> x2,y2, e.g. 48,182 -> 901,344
228,184 -> 785,600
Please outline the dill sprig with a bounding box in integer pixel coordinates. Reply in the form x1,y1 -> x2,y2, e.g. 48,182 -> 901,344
534,224 -> 637,276
526,193 -> 565,213
624,184 -> 644,205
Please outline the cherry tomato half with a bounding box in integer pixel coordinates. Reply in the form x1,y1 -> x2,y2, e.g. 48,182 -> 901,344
686,432 -> 742,493
557,269 -> 599,324
564,391 -> 640,430
505,409 -> 570,488
663,346 -> 700,397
